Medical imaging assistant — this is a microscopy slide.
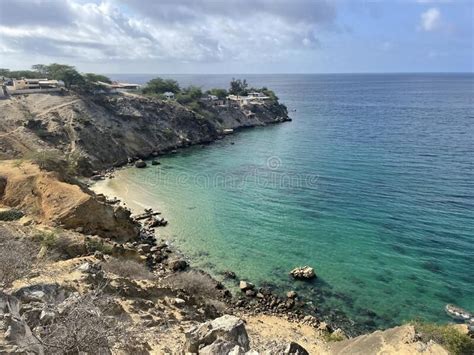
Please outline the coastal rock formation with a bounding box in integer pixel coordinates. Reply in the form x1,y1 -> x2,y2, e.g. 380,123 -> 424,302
326,325 -> 449,355
0,161 -> 139,240
290,266 -> 316,280
184,315 -> 250,353
0,92 -> 290,175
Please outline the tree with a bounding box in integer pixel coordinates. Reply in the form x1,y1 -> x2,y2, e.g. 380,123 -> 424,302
229,78 -> 248,96
32,64 -> 48,76
0,68 -> 10,77
142,77 -> 180,95
83,73 -> 112,84
208,88 -> 228,99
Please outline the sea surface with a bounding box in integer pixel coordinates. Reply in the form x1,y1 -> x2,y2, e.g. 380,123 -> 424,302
97,73 -> 474,331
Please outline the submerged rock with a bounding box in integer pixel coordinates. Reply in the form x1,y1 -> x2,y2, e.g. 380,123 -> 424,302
290,266 -> 316,280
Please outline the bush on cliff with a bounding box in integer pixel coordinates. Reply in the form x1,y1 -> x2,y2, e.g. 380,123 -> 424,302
142,77 -> 180,95
411,321 -> 474,355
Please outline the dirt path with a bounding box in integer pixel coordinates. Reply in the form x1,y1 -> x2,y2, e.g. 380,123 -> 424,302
35,99 -> 81,117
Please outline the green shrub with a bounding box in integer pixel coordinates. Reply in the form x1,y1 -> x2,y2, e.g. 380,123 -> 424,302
142,77 -> 180,95
34,231 -> 58,249
411,321 -> 474,355
0,208 -> 24,221
85,238 -> 114,255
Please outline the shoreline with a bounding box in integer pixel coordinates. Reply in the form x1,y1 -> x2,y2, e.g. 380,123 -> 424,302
90,148 -> 368,337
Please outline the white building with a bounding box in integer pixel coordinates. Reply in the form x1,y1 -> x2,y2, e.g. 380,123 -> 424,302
163,92 -> 175,100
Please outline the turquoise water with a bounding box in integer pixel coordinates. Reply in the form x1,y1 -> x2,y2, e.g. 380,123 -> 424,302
99,74 -> 474,331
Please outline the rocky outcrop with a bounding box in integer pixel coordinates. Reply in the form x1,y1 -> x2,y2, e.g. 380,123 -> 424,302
0,92 -> 290,175
290,266 -> 316,280
0,291 -> 44,354
185,315 -> 250,353
326,325 -> 448,355
0,161 -> 139,241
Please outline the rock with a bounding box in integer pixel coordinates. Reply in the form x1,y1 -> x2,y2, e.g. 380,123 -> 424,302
137,243 -> 151,253
93,250 -> 105,260
14,284 -> 67,305
184,315 -> 250,353
135,160 -> 147,168
239,281 -> 255,292
200,339 -> 241,355
170,259 -> 188,272
0,291 -> 44,354
287,290 -> 298,298
284,342 -> 309,355
224,270 -> 237,279
151,160 -> 160,165
90,174 -> 104,181
173,298 -> 186,307
245,289 -> 257,297
39,309 -> 55,324
290,266 -> 316,280
318,321 -> 330,332
332,328 -> 347,340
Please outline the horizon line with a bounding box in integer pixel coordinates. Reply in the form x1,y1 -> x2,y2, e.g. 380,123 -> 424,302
104,71 -> 474,75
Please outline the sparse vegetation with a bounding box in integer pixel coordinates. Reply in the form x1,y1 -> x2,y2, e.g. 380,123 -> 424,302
38,290 -> 138,354
102,259 -> 155,280
0,229 -> 40,288
0,208 -> 24,221
411,321 -> 474,355
164,270 -> 219,299
322,331 -> 345,342
34,231 -> 58,249
85,238 -> 114,255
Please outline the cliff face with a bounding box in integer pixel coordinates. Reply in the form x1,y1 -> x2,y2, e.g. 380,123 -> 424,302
0,92 -> 289,175
0,161 -> 139,241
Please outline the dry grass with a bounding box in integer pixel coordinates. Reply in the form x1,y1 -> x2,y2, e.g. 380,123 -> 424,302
164,270 -> 220,299
38,290 -> 140,354
0,228 -> 40,288
102,259 -> 155,280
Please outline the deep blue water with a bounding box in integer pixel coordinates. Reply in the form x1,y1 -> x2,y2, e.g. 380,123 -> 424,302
101,73 -> 474,330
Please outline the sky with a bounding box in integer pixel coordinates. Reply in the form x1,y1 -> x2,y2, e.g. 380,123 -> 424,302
0,0 -> 472,74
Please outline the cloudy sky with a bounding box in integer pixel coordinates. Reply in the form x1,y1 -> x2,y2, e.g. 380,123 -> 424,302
0,0 -> 472,73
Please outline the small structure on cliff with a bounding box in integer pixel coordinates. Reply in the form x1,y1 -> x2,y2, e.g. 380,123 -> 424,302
163,91 -> 175,100
6,78 -> 64,95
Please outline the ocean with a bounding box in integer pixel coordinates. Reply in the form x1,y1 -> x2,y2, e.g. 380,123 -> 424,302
97,73 -> 474,331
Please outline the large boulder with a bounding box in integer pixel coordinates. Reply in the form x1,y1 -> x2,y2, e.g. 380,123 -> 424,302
0,291 -> 44,354
134,160 -> 147,168
239,281 -> 255,292
184,315 -> 250,353
290,266 -> 316,280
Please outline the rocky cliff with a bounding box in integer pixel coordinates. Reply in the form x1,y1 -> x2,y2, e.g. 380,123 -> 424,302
0,92 -> 289,175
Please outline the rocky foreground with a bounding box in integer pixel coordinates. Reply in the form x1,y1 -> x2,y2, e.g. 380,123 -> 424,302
0,91 -> 471,354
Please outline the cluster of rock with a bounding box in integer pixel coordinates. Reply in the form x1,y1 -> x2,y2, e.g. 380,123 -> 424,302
185,314 -> 309,355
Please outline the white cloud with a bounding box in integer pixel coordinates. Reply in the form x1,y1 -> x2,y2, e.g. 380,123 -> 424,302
0,0 -> 337,66
420,7 -> 441,31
